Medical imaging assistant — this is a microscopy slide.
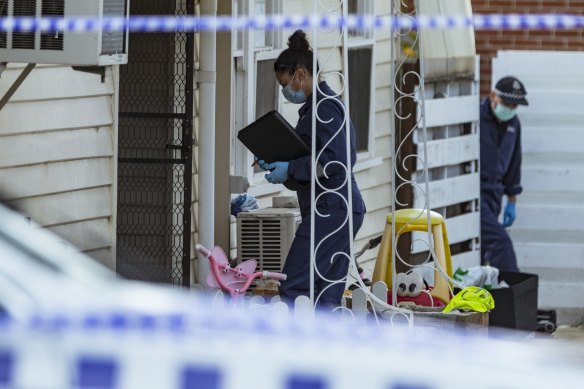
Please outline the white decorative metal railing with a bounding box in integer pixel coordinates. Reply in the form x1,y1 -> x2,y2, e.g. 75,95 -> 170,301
387,0 -> 459,312
304,0 -> 420,326
309,0 -> 355,311
390,0 -> 432,307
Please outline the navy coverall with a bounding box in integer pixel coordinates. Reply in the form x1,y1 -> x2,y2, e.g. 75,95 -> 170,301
479,98 -> 522,272
279,81 -> 366,307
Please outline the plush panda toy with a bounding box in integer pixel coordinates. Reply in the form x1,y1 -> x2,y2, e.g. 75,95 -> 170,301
395,271 -> 425,297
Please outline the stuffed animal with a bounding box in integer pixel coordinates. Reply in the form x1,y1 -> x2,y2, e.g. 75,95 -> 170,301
389,271 -> 445,307
395,271 -> 425,297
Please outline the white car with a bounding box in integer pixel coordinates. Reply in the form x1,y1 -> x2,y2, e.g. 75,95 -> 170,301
0,203 -> 197,322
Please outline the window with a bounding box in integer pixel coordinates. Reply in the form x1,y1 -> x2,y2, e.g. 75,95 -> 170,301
255,59 -> 278,119
348,46 -> 373,152
231,0 -> 283,188
346,0 -> 375,156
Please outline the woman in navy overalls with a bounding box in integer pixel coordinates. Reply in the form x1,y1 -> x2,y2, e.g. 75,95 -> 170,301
258,30 -> 366,308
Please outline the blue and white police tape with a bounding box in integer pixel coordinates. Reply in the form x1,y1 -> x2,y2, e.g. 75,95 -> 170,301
2,307 -> 584,389
1,14 -> 584,34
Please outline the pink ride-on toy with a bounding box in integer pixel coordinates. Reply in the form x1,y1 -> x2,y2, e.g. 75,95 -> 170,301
195,244 -> 287,301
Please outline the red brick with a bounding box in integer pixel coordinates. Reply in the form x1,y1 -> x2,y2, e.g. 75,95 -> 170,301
555,30 -> 580,38
476,30 -> 504,38
526,30 -> 556,37
467,1 -> 581,96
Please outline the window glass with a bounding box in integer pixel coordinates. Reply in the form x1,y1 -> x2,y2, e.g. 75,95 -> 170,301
348,0 -> 371,39
348,46 -> 373,152
346,0 -> 374,155
254,0 -> 267,48
233,0 -> 243,52
256,59 -> 278,119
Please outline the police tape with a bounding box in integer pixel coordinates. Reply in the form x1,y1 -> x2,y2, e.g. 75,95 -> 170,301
0,13 -> 583,34
2,308 -> 584,389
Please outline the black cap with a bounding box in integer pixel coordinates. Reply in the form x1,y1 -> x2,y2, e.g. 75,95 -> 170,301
494,76 -> 529,106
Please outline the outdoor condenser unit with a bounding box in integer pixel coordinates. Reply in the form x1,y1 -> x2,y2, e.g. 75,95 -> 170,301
0,0 -> 129,66
236,208 -> 301,273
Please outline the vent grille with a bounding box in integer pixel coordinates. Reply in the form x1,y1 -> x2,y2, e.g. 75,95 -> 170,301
40,0 -> 64,51
237,209 -> 300,279
12,0 -> 36,49
239,219 -> 284,272
0,0 -> 129,64
101,0 -> 126,55
0,0 -> 7,49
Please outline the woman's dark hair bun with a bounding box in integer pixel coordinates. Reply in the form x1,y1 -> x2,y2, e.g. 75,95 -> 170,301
275,29 -> 318,75
288,30 -> 311,51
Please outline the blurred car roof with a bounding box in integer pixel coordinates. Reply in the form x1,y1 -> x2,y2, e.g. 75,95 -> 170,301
0,203 -> 196,322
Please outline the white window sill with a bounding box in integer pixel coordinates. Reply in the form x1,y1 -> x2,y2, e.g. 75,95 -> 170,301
354,156 -> 383,173
247,182 -> 286,198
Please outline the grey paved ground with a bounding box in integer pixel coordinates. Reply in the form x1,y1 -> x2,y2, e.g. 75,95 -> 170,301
554,325 -> 584,342
532,325 -> 584,365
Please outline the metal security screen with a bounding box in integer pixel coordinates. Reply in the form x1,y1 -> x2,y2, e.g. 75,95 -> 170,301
117,0 -> 194,286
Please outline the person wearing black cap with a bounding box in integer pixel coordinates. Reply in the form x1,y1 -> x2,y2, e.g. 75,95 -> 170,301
479,76 -> 528,272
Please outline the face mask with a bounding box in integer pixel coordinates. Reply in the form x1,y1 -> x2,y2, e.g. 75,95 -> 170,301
493,103 -> 517,122
282,72 -> 307,104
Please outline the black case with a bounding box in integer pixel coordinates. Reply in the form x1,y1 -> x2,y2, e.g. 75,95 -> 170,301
237,110 -> 310,191
237,110 -> 310,163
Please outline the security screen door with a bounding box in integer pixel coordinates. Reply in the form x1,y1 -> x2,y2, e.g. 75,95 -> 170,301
117,0 -> 194,286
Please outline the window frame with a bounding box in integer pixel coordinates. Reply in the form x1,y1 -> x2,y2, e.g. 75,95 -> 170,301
346,0 -> 377,162
231,0 -> 284,191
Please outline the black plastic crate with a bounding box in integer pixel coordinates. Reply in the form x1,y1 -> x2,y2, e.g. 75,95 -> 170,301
489,271 -> 538,331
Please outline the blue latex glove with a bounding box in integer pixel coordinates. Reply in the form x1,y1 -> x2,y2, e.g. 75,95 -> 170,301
257,160 -> 269,170
502,202 -> 516,227
264,161 -> 289,184
253,156 -> 269,171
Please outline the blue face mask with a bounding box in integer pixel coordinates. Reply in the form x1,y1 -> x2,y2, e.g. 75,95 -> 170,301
282,72 -> 307,104
493,103 -> 517,122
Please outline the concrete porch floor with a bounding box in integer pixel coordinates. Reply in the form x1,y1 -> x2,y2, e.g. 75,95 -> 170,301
531,325 -> 584,365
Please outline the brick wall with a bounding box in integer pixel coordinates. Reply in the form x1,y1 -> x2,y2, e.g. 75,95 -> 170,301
471,0 -> 584,97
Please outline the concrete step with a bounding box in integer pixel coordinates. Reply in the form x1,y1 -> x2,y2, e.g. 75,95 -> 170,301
538,280 -> 584,309
515,242 -> 584,265
518,191 -> 584,205
511,229 -> 584,245
522,161 -> 584,193
515,242 -> 584,284
550,308 -> 584,327
513,204 -> 584,233
532,280 -> 584,325
523,267 -> 584,284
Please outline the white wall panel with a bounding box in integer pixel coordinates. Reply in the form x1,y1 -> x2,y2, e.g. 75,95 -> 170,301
411,60 -> 481,268
0,96 -> 114,136
413,173 -> 480,209
493,50 -> 584,324
48,218 -> 112,253
0,127 -> 113,168
0,65 -> 117,268
424,96 -> 479,128
422,134 -> 479,168
1,64 -> 113,101
0,158 -> 112,199
7,187 -> 113,227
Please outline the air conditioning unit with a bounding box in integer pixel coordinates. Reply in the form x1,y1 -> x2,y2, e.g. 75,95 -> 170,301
236,208 -> 301,273
0,0 -> 129,66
